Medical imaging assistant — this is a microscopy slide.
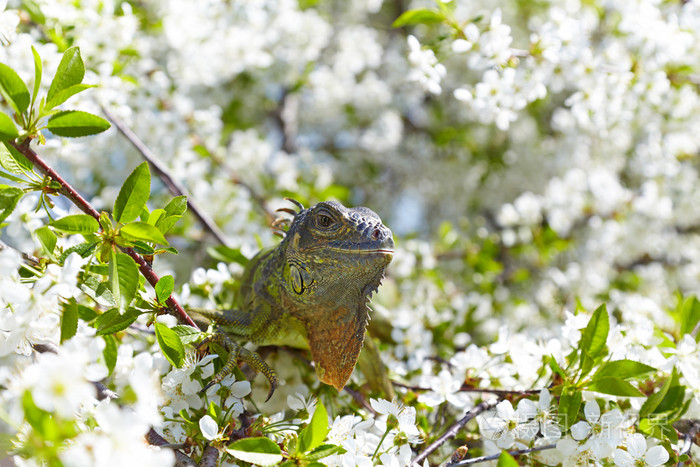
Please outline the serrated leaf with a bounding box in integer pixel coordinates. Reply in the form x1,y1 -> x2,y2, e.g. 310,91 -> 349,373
558,388 -> 582,431
549,355 -> 566,378
58,242 -> 97,264
680,296 -> 700,338
1,142 -> 32,174
155,215 -> 181,235
579,304 -> 609,364
301,444 -> 345,462
95,307 -> 140,335
497,451 -> 519,467
113,162 -> 150,224
0,169 -> 24,183
0,185 -> 22,223
49,214 -> 99,234
46,46 -> 84,104
34,226 -> 57,257
155,322 -> 185,368
164,195 -> 187,216
31,46 -> 42,105
226,437 -> 283,467
102,334 -> 117,376
0,63 -> 30,115
47,110 -> 111,137
172,325 -> 203,345
119,221 -> 168,245
0,112 -> 18,141
77,304 -> 98,322
593,360 -> 656,381
60,298 -> 78,343
207,245 -> 249,266
45,83 -> 96,110
155,275 -> 174,303
585,376 -> 644,397
108,251 -> 139,312
298,401 -> 329,454
147,208 -> 165,226
392,8 -> 445,28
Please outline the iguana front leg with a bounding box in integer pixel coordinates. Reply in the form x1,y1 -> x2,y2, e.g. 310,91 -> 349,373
197,331 -> 278,400
191,308 -> 278,400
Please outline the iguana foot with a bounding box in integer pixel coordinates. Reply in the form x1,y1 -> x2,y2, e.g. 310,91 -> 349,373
197,331 -> 278,401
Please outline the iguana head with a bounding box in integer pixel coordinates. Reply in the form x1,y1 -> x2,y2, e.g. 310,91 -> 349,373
275,199 -> 394,390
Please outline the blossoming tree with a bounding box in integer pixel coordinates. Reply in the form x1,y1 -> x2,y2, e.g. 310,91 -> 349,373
0,0 -> 699,465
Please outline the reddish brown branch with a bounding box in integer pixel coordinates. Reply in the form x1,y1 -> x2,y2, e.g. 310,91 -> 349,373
10,140 -> 197,328
412,399 -> 499,465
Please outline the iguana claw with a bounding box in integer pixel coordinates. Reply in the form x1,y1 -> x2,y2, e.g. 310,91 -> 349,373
198,331 -> 278,400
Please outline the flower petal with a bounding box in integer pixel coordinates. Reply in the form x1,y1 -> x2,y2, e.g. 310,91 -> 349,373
626,433 -> 647,458
644,446 -> 669,466
571,421 -> 591,441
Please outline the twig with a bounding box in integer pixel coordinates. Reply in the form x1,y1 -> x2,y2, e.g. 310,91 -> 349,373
198,445 -> 219,467
101,105 -> 230,247
10,140 -> 197,328
412,399 -> 499,465
447,443 -> 558,466
393,381 -> 541,397
146,428 -> 197,467
674,419 -> 700,466
0,239 -> 41,267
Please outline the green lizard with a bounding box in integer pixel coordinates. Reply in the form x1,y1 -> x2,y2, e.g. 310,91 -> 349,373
191,199 -> 394,399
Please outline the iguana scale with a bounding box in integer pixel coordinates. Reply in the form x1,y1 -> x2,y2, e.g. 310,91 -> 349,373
191,199 -> 394,399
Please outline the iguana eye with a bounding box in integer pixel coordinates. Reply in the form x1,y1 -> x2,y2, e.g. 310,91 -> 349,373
315,212 -> 334,229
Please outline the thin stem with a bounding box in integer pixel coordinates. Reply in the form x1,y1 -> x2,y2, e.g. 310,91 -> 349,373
412,399 -> 499,465
9,139 -> 197,328
101,105 -> 230,247
372,424 -> 392,460
392,381 -> 541,397
447,443 -> 558,466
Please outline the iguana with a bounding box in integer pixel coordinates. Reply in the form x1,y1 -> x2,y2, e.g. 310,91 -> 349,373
191,199 -> 394,399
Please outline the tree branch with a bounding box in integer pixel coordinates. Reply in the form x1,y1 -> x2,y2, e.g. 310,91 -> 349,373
447,443 -> 558,466
101,105 -> 230,247
146,428 -> 197,467
10,139 -> 197,328
412,399 -> 499,465
393,380 -> 541,397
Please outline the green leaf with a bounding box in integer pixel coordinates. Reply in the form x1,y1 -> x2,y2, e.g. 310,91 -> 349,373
45,83 -> 95,109
0,112 -> 18,141
155,275 -> 174,303
164,195 -> 188,216
558,388 -> 582,431
593,360 -> 656,381
392,8 -> 445,28
108,251 -> 139,312
34,226 -> 57,257
31,46 -> 42,106
584,376 -> 644,397
95,307 -> 140,335
226,437 -> 283,467
155,215 -> 181,235
640,371 -> 675,418
207,245 -> 249,266
172,325 -> 203,345
497,451 -> 519,467
0,185 -> 22,223
46,110 -> 111,137
679,296 -> 700,338
113,162 -> 150,224
639,418 -> 678,444
0,142 -> 31,174
49,214 -> 99,234
147,208 -> 165,226
155,322 -> 185,368
119,221 -> 168,245
46,46 -> 85,105
302,444 -> 345,462
298,401 -> 329,454
0,169 -> 25,183
77,304 -> 98,322
58,241 -> 98,264
579,304 -> 609,362
0,63 -> 30,115
60,298 -> 78,343
80,275 -> 116,307
22,392 -> 52,439
103,334 -> 117,376
549,355 -> 566,378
